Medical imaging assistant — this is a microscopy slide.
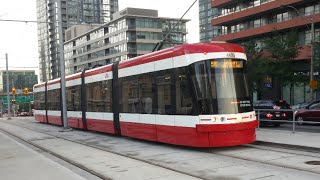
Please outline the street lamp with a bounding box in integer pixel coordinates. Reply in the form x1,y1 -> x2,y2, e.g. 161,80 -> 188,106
284,5 -> 315,100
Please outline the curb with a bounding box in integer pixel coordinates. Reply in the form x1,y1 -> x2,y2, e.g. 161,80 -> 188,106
254,140 -> 320,153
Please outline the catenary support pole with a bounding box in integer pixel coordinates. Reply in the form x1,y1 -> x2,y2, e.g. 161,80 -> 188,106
6,53 -> 11,120
310,15 -> 315,100
57,0 -> 69,130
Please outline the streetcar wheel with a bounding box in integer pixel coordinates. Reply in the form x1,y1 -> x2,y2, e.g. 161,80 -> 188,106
296,116 -> 304,125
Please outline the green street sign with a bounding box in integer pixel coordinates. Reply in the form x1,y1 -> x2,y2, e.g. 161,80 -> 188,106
2,96 -> 33,104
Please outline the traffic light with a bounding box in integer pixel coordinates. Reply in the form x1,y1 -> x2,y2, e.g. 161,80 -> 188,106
11,99 -> 16,104
12,87 -> 16,95
24,87 -> 29,94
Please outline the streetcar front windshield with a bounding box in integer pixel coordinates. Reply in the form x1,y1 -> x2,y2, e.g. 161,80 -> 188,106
190,59 -> 252,114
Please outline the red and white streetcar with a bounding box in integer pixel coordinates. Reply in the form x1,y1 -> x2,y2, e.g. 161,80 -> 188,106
34,42 -> 258,147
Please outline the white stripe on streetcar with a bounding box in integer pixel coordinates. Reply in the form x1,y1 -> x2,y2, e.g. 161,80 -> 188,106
86,112 -> 113,121
119,52 -> 247,78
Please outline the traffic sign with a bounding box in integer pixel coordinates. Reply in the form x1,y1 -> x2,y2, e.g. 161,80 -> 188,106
2,96 -> 33,104
309,80 -> 318,89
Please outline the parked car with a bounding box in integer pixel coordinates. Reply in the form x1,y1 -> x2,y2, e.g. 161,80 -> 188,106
254,100 -> 291,126
294,100 -> 320,125
292,102 -> 309,110
19,112 -> 30,116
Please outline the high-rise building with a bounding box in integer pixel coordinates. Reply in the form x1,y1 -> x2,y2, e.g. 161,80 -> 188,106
64,8 -> 189,75
199,0 -> 220,42
36,0 -> 119,82
211,0 -> 320,104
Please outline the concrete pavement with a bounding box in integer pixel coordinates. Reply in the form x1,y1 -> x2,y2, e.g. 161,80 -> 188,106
256,129 -> 320,151
1,117 -> 320,180
0,131 -> 87,180
0,121 -> 200,180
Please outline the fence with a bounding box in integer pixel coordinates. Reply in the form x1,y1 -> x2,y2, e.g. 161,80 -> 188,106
255,108 -> 320,133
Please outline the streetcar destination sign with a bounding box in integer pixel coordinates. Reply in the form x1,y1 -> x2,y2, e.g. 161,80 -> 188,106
211,59 -> 243,69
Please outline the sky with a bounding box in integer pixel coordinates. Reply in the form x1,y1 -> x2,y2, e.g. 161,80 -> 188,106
0,0 -> 199,74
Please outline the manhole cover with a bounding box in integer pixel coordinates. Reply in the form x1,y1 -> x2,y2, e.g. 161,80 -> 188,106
305,161 -> 320,165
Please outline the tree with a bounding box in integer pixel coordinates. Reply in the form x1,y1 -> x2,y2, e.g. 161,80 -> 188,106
263,30 -> 307,103
243,40 -> 267,99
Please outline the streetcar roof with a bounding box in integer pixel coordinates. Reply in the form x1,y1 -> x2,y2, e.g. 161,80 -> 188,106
118,42 -> 245,69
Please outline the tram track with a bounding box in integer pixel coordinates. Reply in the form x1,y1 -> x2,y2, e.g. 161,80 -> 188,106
205,143 -> 320,175
0,120 -> 205,180
2,118 -> 320,179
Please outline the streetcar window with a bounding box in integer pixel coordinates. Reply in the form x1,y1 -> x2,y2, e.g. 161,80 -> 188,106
54,89 -> 61,110
34,91 -> 45,110
66,85 -> 81,111
139,74 -> 153,114
120,76 -> 140,113
190,59 -> 252,114
175,67 -> 193,115
86,80 -> 112,112
120,73 -> 153,114
156,70 -> 173,115
47,89 -> 61,111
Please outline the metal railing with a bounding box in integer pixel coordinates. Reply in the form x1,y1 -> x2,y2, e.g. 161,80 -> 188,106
254,108 -> 320,133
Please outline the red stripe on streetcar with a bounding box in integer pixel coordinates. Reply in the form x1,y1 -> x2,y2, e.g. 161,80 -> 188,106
34,83 -> 46,88
47,79 -> 61,86
66,73 -> 81,81
119,48 -> 174,69
85,65 -> 113,77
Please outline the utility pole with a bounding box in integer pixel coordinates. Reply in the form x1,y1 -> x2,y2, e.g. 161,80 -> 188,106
5,54 -> 11,120
57,0 -> 70,131
310,14 -> 315,100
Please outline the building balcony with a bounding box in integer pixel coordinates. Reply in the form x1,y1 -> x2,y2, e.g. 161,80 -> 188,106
211,0 -> 236,8
212,13 -> 320,42
212,0 -> 301,26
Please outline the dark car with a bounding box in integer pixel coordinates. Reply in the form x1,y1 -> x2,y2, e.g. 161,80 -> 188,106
294,100 -> 320,125
254,100 -> 291,126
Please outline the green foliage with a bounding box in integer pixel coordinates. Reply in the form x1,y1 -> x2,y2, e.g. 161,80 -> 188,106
243,30 -> 308,101
242,40 -> 266,94
263,30 -> 307,86
314,33 -> 320,68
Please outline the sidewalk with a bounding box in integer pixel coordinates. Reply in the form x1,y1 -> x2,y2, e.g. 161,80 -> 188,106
0,131 -> 86,180
256,128 -> 320,150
